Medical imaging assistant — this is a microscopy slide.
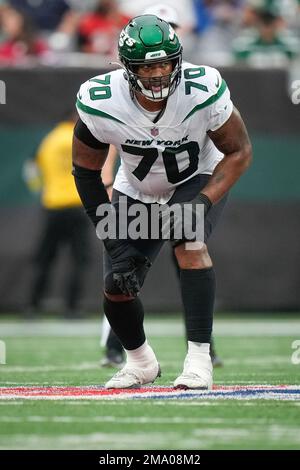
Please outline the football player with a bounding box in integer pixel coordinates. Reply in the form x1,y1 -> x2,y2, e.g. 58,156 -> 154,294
100,4 -> 224,370
73,15 -> 252,389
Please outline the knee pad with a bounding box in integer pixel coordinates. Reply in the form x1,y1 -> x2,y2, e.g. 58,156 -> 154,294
104,273 -> 123,295
104,260 -> 151,296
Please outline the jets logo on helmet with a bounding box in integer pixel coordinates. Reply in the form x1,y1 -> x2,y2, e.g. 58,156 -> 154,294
119,30 -> 136,48
145,50 -> 167,59
118,15 -> 182,102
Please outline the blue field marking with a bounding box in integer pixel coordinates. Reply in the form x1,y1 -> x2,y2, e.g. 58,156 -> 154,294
130,386 -> 300,401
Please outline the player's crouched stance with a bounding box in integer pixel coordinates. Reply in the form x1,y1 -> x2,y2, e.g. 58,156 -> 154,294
72,15 -> 252,389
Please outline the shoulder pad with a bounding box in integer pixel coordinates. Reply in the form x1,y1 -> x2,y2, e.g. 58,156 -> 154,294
76,69 -> 126,125
182,63 -> 225,100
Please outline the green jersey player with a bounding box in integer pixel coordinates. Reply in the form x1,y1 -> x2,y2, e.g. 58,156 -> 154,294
73,15 -> 252,389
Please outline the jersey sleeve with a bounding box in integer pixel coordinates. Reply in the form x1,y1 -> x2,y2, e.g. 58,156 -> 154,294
205,68 -> 233,132
76,80 -> 108,144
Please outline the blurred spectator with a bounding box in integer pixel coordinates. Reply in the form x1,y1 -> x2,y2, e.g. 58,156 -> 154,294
67,0 -> 99,13
143,3 -> 180,29
78,0 -> 129,56
23,114 -> 90,317
119,0 -> 196,30
193,0 -> 216,35
233,5 -> 300,67
190,1 -> 243,65
243,0 -> 300,29
8,0 -> 84,54
0,6 -> 47,65
9,0 -> 70,32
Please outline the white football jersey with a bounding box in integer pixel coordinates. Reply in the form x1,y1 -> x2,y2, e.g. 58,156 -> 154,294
76,62 -> 233,204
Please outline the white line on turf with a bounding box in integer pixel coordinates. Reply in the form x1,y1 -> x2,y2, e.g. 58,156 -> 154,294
0,382 -> 77,385
0,416 -> 233,424
0,402 -> 25,405
0,362 -> 99,373
0,416 -> 289,425
2,400 -> 297,407
192,426 -> 300,445
0,381 -> 275,386
0,432 -> 179,450
162,357 -> 290,367
1,319 -> 300,337
0,356 -> 293,374
0,425 -> 299,450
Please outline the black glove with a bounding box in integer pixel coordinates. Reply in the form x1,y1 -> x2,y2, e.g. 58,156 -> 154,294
191,192 -> 212,216
103,239 -> 151,297
161,192 -> 212,247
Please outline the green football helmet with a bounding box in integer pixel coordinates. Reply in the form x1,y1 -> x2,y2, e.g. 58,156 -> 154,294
118,15 -> 182,101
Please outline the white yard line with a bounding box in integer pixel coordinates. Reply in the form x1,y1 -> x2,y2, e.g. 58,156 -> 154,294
1,319 -> 300,337
162,356 -> 291,367
0,355 -> 293,373
193,425 -> 300,445
0,415 -> 288,425
0,362 -> 99,373
0,424 -> 300,450
0,416 -> 231,424
0,402 -> 25,405
0,432 -> 179,450
0,382 -> 75,385
0,399 -> 298,407
0,380 -> 277,385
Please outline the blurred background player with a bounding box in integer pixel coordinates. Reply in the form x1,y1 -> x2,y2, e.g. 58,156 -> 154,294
99,3 -> 224,369
232,1 -> 300,67
23,112 -> 90,318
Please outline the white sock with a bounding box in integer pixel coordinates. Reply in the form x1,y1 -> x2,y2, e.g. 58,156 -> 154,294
187,341 -> 210,356
125,340 -> 157,366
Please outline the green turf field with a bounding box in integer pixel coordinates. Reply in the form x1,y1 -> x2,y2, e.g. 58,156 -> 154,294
0,315 -> 300,450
